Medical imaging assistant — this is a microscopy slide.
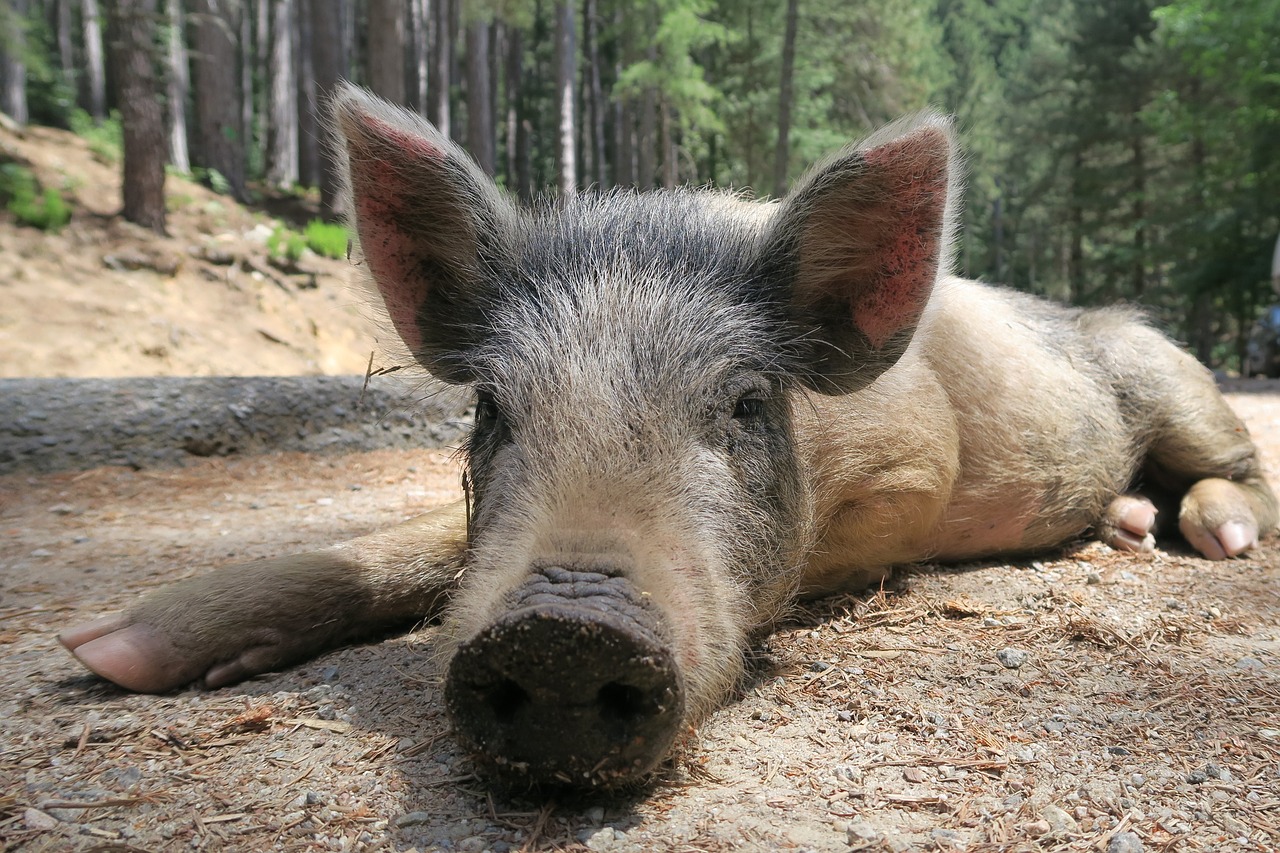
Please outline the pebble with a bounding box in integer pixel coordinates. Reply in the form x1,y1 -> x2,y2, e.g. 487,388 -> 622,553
1107,831 -> 1144,853
1041,804 -> 1078,836
30,548 -> 52,558
1021,819 -> 1050,837
1235,657 -> 1264,671
847,821 -> 881,844
930,827 -> 966,849
997,648 -> 1030,669
23,808 -> 59,830
395,811 -> 432,827
903,766 -> 925,783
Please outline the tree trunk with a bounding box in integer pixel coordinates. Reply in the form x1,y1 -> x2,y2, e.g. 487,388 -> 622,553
310,0 -> 345,217
368,0 -> 406,104
82,0 -> 108,119
165,0 -> 190,172
266,0 -> 298,188
409,0 -> 428,115
773,0 -> 798,197
1,0 -> 28,125
503,25 -> 531,202
240,4 -> 253,168
193,0 -> 247,200
660,100 -> 675,188
106,0 -> 167,233
465,17 -> 494,174
430,0 -> 449,135
57,0 -> 77,89
554,0 -> 576,197
584,0 -> 606,188
295,0 -> 317,187
1068,150 -> 1084,303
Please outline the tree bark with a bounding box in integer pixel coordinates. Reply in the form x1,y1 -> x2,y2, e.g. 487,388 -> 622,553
57,0 -> 77,88
310,0 -> 345,217
554,0 -> 576,197
82,0 -> 108,119
295,0 -> 317,186
409,0 -> 429,114
106,0 -> 167,233
429,0 -> 449,134
165,0 -> 190,172
368,0 -> 406,104
266,0 -> 298,188
465,17 -> 494,174
773,0 -> 798,197
1,0 -> 28,125
192,0 -> 247,200
584,0 -> 606,188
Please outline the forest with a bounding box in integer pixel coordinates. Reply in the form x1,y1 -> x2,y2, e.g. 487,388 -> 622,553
1,0 -> 1277,368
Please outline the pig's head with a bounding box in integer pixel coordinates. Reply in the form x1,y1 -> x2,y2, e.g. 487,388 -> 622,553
333,84 -> 956,791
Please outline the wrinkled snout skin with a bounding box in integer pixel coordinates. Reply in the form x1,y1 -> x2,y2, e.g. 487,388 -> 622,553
58,84 -> 1278,795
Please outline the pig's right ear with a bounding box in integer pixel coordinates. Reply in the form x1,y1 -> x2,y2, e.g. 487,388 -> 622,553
768,112 -> 957,394
332,83 -> 520,384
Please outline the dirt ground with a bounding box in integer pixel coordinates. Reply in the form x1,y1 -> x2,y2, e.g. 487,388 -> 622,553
2,122 -> 1280,852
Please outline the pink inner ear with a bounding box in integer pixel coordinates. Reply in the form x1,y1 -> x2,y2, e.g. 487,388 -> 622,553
849,131 -> 948,350
346,111 -> 449,355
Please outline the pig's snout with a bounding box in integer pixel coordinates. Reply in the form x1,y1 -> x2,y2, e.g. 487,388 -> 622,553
444,566 -> 686,790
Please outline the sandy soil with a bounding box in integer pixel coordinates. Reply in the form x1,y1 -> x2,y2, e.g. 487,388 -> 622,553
0,123 -> 378,379
2,121 -> 1279,852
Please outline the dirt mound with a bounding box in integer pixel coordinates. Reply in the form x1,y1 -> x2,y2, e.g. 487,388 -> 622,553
0,122 -> 383,379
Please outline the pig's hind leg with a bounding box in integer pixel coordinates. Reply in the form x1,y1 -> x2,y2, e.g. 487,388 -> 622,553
1097,493 -> 1159,553
1096,320 -> 1279,559
59,502 -> 469,693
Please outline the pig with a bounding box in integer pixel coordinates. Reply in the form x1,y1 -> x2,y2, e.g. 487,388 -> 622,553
59,84 -> 1278,791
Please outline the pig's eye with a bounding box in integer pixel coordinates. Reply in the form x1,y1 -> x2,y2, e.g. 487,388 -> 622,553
475,390 -> 503,431
732,395 -> 767,421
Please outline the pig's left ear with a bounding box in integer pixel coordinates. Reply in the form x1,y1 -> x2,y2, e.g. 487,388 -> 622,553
768,112 -> 957,394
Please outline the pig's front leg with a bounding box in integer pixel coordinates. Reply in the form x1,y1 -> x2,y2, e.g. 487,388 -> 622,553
59,501 -> 469,693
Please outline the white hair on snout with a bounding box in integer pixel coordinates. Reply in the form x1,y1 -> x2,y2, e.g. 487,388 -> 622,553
435,208 -> 811,723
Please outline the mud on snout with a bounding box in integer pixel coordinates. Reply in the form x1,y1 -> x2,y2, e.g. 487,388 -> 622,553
443,565 -> 687,791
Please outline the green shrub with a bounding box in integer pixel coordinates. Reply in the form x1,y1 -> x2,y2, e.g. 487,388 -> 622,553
267,225 -> 307,262
304,219 -> 349,259
0,163 -> 72,232
69,109 -> 122,164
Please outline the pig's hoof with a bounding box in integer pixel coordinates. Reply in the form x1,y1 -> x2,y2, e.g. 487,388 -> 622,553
445,567 -> 686,791
1099,494 -> 1157,553
59,615 -> 211,693
1180,478 -> 1261,560
60,615 -> 299,693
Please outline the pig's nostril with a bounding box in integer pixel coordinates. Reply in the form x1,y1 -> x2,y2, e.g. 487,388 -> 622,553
487,678 -> 529,723
597,681 -> 646,723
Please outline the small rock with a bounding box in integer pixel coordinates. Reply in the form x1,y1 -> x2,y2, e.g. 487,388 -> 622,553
315,497 -> 335,506
903,766 -> 925,783
23,808 -> 59,831
48,503 -> 77,515
585,806 -> 605,823
997,648 -> 1030,669
1042,720 -> 1066,733
1187,770 -> 1208,784
30,548 -> 53,558
395,811 -> 432,827
1107,831 -> 1144,853
584,827 -> 617,851
1203,762 -> 1224,779
1022,819 -> 1051,837
1041,804 -> 1079,836
847,821 -> 881,844
930,827 -> 966,849
1234,657 -> 1264,671
1086,572 -> 1102,585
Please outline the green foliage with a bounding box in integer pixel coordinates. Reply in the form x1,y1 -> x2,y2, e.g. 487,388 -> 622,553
267,226 -> 307,263
0,163 -> 72,232
193,168 -> 234,197
69,110 -> 123,164
304,220 -> 350,260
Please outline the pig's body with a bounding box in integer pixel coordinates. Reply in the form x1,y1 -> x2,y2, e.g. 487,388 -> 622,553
61,86 -> 1277,791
